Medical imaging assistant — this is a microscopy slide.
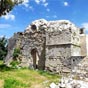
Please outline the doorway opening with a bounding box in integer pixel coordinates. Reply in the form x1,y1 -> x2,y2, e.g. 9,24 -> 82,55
31,49 -> 39,69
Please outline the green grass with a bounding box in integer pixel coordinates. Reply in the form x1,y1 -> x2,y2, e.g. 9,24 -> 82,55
0,60 -> 3,64
4,78 -> 29,88
0,60 -> 61,88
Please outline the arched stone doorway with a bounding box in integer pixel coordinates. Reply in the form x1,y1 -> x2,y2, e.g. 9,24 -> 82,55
31,48 -> 39,69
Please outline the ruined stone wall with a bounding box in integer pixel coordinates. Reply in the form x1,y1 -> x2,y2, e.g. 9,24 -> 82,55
69,56 -> 84,69
71,28 -> 80,46
71,45 -> 81,56
86,35 -> 88,56
45,45 -> 81,72
80,34 -> 87,56
5,31 -> 46,69
70,26 -> 81,56
46,31 -> 71,45
5,33 -> 20,64
45,20 -> 81,72
45,44 -> 71,72
46,45 -> 71,59
19,32 -> 46,69
5,19 -> 47,68
5,19 -> 85,73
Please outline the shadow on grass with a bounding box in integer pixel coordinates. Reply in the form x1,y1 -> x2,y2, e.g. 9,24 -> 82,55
38,70 -> 61,79
0,64 -> 14,72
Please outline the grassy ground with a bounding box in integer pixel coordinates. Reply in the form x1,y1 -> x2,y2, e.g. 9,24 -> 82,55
0,60 -> 61,88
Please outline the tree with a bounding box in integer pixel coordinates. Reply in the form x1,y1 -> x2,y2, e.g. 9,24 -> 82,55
0,0 -> 23,16
0,37 -> 7,60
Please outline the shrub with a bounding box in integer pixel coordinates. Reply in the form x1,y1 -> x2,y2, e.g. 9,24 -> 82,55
10,60 -> 20,68
13,48 -> 21,59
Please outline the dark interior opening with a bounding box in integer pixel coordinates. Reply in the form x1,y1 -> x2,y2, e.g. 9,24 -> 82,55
73,59 -> 75,62
80,28 -> 84,34
31,49 -> 39,69
31,25 -> 37,31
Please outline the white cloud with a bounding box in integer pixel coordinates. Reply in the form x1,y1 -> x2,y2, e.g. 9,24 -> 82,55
81,23 -> 88,32
22,5 -> 34,12
63,2 -> 69,6
43,2 -> 48,7
35,0 -> 40,4
2,13 -> 15,20
42,0 -> 46,3
0,24 -> 11,28
35,0 -> 48,7
22,0 -> 29,7
21,0 -> 34,11
29,6 -> 34,10
46,8 -> 50,12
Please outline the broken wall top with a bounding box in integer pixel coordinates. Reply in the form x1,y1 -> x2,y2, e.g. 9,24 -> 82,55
24,19 -> 80,33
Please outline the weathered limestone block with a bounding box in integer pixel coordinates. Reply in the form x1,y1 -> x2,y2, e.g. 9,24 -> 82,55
71,45 -> 81,56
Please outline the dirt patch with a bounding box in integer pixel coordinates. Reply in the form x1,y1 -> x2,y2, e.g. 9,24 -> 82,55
0,80 -> 4,88
31,84 -> 45,88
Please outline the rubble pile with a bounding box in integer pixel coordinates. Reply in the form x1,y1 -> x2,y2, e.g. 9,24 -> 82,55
50,77 -> 88,88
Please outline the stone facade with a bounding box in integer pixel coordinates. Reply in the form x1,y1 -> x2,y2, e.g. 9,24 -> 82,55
4,19 -> 88,73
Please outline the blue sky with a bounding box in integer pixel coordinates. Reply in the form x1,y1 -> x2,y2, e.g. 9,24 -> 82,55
0,0 -> 88,38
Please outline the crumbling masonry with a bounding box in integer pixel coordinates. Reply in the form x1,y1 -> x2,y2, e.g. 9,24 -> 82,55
5,19 -> 88,73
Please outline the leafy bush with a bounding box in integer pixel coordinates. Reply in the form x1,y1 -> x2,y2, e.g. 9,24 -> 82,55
10,60 -> 20,68
13,48 -> 21,59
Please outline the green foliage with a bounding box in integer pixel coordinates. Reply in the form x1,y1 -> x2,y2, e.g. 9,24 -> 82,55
4,78 -> 29,88
0,0 -> 23,16
11,48 -> 21,68
13,48 -> 21,59
0,64 -> 12,71
10,60 -> 20,68
0,60 -> 3,64
0,37 -> 7,60
0,60 -> 13,71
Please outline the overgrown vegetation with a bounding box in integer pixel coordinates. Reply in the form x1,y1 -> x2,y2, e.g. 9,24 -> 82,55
8,48 -> 21,68
0,60 -> 13,71
10,60 -> 20,68
0,37 -> 7,60
13,48 -> 21,59
0,60 -> 61,88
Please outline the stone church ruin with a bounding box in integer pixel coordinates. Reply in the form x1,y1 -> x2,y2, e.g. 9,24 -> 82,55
4,19 -> 88,73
